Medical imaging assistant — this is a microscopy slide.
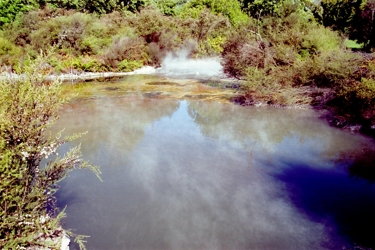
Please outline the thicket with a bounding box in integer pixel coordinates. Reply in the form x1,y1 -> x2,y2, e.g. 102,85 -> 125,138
0,3 -> 235,73
0,56 -> 101,249
221,0 -> 375,131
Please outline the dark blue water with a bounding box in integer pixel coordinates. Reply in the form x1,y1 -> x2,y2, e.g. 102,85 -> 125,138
54,94 -> 375,250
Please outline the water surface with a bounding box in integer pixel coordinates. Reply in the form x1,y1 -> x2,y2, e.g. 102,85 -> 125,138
55,76 -> 375,250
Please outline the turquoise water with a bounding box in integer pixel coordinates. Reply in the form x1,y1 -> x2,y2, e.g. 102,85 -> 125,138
55,80 -> 375,250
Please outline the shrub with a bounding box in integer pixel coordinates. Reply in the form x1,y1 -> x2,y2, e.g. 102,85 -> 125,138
33,12 -> 96,54
118,59 -> 143,72
125,7 -> 191,60
222,7 -> 366,111
0,55 -> 101,249
129,7 -> 176,37
0,37 -> 23,67
102,36 -> 148,70
3,9 -> 110,56
221,24 -> 270,79
186,8 -> 231,55
0,0 -> 37,27
179,0 -> 248,27
205,35 -> 227,54
155,0 -> 181,16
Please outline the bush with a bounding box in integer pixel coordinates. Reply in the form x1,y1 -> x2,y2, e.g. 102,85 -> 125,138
186,8 -> 231,55
179,0 -> 248,27
222,8 -> 366,111
102,36 -> 148,70
0,37 -> 23,67
3,8 -> 113,56
329,57 -> 375,127
118,59 -> 143,72
31,12 -> 97,54
221,23 -> 270,79
0,56 -> 101,249
0,0 -> 37,27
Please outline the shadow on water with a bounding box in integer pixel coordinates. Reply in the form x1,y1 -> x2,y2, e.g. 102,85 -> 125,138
274,162 -> 375,249
340,148 -> 375,183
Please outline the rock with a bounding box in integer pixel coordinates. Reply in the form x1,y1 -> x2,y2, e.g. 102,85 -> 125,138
60,233 -> 70,250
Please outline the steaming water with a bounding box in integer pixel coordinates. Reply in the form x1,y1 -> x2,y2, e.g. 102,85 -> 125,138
155,51 -> 224,78
54,75 -> 375,250
52,51 -> 375,249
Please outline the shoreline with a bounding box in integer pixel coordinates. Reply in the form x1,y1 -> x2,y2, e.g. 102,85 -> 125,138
0,66 -> 157,82
3,66 -> 373,136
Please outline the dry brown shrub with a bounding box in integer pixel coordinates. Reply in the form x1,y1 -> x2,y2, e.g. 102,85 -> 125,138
102,36 -> 148,69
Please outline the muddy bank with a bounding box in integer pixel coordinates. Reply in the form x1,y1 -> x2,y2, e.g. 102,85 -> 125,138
230,86 -> 375,136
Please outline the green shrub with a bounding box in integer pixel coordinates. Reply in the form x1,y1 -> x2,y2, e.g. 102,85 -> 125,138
205,35 -> 227,54
117,59 -> 143,72
0,0 -> 37,27
300,25 -> 342,56
356,77 -> 375,102
0,55 -> 101,249
48,55 -> 107,73
155,0 -> 181,16
178,4 -> 205,19
179,0 -> 248,27
0,37 -> 23,67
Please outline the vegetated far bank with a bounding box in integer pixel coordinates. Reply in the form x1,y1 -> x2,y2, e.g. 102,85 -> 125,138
0,0 -> 374,135
220,1 -> 375,137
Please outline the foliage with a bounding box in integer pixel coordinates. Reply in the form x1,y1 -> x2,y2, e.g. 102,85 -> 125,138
0,55 -> 101,249
0,0 -> 37,27
0,37 -> 23,67
102,36 -> 148,69
240,0 -> 285,17
118,59 -> 143,72
312,0 -> 365,33
35,0 -> 151,13
155,0 -> 186,16
49,55 -> 107,73
186,8 -> 231,55
240,0 -> 314,19
331,57 -> 375,125
29,12 -> 102,55
179,0 -> 248,27
312,0 -> 375,51
221,3 -> 375,128
349,0 -> 375,51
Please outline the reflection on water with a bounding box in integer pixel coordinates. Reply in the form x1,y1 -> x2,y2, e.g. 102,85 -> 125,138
55,89 -> 375,249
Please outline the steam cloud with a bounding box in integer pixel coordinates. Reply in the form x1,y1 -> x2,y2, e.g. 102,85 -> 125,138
156,49 -> 224,78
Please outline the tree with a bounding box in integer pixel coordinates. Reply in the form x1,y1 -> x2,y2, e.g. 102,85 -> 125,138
0,55 -> 101,249
313,0 -> 365,33
349,0 -> 375,51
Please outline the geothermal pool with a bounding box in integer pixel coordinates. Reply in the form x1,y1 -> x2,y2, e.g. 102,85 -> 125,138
54,57 -> 375,249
